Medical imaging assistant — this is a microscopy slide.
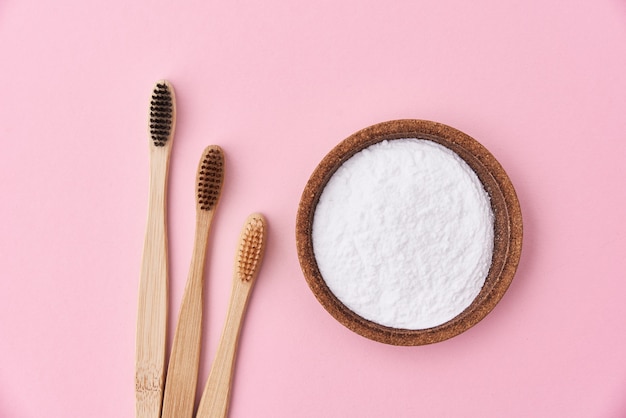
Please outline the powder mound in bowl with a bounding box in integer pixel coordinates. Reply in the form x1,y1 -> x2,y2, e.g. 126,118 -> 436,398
312,138 -> 494,330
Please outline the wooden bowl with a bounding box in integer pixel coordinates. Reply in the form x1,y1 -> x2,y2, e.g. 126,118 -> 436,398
296,120 -> 523,345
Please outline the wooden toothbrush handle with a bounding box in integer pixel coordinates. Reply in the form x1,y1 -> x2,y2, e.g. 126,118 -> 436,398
161,218 -> 211,418
136,154 -> 169,418
196,279 -> 255,418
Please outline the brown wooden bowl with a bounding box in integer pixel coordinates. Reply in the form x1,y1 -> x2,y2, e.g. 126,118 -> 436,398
296,119 -> 522,345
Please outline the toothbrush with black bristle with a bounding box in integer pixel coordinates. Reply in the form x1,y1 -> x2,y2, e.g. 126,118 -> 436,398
195,213 -> 267,418
161,146 -> 225,418
136,80 -> 175,418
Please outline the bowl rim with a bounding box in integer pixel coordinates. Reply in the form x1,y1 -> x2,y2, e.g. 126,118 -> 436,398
296,119 -> 523,346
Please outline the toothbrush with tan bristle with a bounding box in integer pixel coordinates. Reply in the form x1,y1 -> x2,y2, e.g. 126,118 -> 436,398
195,213 -> 267,418
136,80 -> 175,418
161,146 -> 225,418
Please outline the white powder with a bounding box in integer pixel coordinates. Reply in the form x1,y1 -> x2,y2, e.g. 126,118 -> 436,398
312,138 -> 494,330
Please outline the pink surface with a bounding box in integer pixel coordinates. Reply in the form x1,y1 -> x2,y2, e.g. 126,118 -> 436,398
1,1 -> 625,417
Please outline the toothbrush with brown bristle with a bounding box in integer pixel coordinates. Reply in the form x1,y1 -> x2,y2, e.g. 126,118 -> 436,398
161,146 -> 225,418
195,213 -> 267,418
136,80 -> 175,418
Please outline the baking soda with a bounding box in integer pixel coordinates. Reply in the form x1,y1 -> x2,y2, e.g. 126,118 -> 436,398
312,139 -> 494,329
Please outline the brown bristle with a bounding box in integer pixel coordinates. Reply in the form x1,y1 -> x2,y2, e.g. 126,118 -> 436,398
149,81 -> 174,147
237,214 -> 266,282
197,146 -> 224,211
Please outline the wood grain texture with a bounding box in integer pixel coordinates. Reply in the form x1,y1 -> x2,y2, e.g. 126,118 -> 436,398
196,214 -> 267,418
136,146 -> 172,417
161,146 -> 224,418
160,217 -> 210,418
136,81 -> 175,418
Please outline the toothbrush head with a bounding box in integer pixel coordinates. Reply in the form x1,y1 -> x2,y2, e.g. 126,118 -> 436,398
149,81 -> 175,147
236,214 -> 267,282
197,145 -> 225,212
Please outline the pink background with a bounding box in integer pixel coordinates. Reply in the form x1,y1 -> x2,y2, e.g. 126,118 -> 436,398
1,1 -> 625,417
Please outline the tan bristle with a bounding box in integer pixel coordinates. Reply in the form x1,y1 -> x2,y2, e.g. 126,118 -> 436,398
237,214 -> 266,282
149,81 -> 174,147
197,146 -> 224,211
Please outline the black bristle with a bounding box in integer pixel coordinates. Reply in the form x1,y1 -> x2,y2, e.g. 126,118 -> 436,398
197,148 -> 224,211
149,82 -> 173,147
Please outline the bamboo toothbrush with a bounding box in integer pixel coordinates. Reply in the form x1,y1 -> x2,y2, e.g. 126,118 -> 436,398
195,213 -> 267,418
161,146 -> 225,418
136,80 -> 175,418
